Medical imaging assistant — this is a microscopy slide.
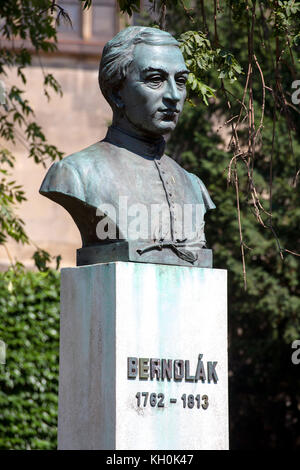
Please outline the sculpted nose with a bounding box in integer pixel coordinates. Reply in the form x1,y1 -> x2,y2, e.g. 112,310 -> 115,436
164,78 -> 181,103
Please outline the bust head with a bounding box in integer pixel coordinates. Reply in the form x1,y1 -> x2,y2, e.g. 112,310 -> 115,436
99,26 -> 189,139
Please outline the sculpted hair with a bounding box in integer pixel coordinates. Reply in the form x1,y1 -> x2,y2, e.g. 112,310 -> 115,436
99,26 -> 179,108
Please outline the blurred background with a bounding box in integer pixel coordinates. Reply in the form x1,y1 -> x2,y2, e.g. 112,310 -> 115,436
0,0 -> 121,269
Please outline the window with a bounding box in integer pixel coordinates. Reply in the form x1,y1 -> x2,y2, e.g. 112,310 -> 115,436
56,0 -> 118,55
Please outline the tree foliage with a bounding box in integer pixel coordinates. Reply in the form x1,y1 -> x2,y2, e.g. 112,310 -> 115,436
136,0 -> 300,287
0,1 -> 66,263
161,0 -> 300,449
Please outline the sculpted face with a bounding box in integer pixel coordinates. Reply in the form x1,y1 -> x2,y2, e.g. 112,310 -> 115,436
114,43 -> 189,138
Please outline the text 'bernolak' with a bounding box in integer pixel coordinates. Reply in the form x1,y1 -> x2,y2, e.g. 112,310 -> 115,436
127,354 -> 218,383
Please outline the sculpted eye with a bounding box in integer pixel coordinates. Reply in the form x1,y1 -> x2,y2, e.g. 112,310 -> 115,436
176,76 -> 187,87
146,75 -> 163,87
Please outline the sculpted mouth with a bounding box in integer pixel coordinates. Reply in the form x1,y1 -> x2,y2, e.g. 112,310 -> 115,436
159,109 -> 179,121
162,115 -> 176,122
159,108 -> 179,114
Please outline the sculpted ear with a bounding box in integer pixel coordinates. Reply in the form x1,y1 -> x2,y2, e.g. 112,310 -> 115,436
109,87 -> 125,110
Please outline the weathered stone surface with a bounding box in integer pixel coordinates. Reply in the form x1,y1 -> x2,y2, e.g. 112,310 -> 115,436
58,262 -> 228,450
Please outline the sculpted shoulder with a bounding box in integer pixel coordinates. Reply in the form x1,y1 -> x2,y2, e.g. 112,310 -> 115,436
53,140 -> 114,174
39,141 -> 114,202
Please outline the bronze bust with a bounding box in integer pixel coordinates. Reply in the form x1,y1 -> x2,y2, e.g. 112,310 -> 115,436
40,26 -> 215,267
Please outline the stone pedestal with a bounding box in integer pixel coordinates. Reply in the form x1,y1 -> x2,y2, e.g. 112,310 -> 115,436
58,262 -> 228,450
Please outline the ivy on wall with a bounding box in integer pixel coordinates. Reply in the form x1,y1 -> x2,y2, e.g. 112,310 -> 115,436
0,266 -> 60,450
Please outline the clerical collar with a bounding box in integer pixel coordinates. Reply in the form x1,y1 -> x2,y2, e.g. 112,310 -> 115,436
104,126 -> 166,159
